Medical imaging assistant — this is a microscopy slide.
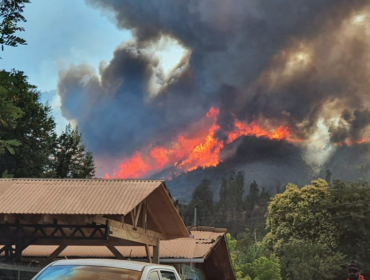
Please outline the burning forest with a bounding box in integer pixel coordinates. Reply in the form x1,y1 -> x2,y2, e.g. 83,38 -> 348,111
56,0 -> 370,198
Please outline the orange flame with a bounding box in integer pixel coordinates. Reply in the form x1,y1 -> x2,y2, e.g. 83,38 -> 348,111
112,152 -> 152,178
337,138 -> 370,146
107,107 -> 300,179
227,120 -> 292,144
177,108 -> 224,171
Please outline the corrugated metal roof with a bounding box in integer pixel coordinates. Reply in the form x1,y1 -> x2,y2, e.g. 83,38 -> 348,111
0,179 -> 163,215
21,230 -> 225,259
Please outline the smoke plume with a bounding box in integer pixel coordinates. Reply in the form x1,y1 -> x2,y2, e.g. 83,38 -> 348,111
58,0 -> 370,189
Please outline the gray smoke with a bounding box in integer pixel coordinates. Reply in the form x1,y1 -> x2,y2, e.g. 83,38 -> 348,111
57,0 -> 370,176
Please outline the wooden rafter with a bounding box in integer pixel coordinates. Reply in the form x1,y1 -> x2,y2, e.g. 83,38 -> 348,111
93,216 -> 164,246
134,203 -> 142,228
130,202 -> 143,229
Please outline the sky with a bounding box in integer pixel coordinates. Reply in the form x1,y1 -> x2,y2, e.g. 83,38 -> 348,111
1,0 -> 130,133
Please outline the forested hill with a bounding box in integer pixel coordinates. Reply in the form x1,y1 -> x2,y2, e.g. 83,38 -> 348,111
180,176 -> 370,280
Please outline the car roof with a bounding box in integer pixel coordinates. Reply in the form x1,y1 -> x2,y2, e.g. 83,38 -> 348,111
49,259 -> 176,272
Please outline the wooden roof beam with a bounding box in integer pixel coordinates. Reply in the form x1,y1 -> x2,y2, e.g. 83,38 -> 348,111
41,245 -> 67,266
93,216 -> 165,246
107,245 -> 124,260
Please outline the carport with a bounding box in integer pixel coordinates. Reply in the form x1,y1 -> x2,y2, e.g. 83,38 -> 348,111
0,179 -> 189,265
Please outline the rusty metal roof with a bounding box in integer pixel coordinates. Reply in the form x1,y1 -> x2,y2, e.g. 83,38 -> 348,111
21,230 -> 225,259
0,179 -> 164,215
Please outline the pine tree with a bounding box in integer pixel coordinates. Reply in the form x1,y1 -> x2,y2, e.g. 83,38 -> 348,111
219,178 -> 228,210
0,70 -> 57,177
50,124 -> 95,178
246,180 -> 260,212
228,171 -> 245,211
188,179 -> 214,226
0,85 -> 23,155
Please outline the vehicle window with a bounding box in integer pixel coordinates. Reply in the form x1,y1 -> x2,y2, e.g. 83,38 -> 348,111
148,271 -> 160,280
36,265 -> 142,280
160,271 -> 177,280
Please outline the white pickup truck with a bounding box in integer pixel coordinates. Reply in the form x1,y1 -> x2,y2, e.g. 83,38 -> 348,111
32,259 -> 183,280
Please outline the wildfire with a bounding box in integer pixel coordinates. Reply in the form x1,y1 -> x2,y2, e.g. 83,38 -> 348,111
106,107 -> 300,179
338,138 -> 370,146
177,108 -> 224,171
227,120 -> 292,144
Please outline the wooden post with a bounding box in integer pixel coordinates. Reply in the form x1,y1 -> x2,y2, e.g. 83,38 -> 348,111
153,238 -> 160,264
145,244 -> 152,263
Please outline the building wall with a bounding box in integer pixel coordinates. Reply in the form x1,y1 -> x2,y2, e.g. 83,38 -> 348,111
198,237 -> 236,280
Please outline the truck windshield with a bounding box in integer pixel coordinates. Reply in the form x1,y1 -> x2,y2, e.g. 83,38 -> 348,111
36,265 -> 142,280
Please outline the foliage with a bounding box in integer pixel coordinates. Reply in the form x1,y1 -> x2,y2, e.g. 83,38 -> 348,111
0,0 -> 29,54
226,233 -> 238,265
219,178 -> 228,212
0,138 -> 19,154
241,256 -> 282,280
49,124 -> 95,178
329,179 -> 370,273
226,233 -> 249,280
0,70 -> 57,177
245,180 -> 259,212
236,228 -> 256,250
191,176 -> 370,280
264,178 -> 370,277
227,231 -> 277,280
184,179 -> 214,225
2,170 -> 13,178
279,239 -> 344,280
265,179 -> 338,252
0,83 -> 23,154
228,171 -> 245,211
181,171 -> 270,235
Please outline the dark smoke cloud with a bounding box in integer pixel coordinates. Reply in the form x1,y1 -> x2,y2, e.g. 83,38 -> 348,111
58,0 -> 370,176
330,109 -> 370,143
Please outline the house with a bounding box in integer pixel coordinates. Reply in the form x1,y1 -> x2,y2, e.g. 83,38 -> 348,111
21,226 -> 236,280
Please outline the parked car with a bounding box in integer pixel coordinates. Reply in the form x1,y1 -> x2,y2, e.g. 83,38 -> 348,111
32,259 -> 181,280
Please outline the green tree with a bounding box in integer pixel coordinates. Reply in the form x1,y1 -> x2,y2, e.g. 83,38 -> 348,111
330,179 -> 370,272
217,178 -> 229,224
228,229 -> 275,280
0,0 -> 29,54
50,124 -> 95,178
325,169 -> 332,186
0,70 -> 57,177
264,179 -> 338,252
0,85 -> 23,155
228,171 -> 245,211
259,187 -> 270,202
219,178 -> 228,210
264,178 -> 370,277
226,233 -> 238,266
279,240 -> 344,280
188,179 -> 214,225
245,180 -> 259,212
241,256 -> 282,280
236,228 -> 255,251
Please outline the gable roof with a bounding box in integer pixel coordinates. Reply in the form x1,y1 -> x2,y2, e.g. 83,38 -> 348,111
0,179 -> 162,215
0,179 -> 189,239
